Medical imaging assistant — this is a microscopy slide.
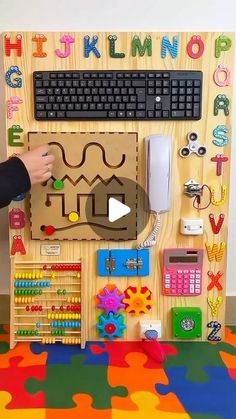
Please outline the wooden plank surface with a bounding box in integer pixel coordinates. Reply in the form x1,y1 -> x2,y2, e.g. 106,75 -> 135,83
3,32 -> 234,345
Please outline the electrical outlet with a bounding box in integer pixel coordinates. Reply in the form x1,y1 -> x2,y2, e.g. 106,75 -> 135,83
139,320 -> 162,339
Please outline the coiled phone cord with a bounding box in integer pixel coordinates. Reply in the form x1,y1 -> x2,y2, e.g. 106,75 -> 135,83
137,212 -> 161,249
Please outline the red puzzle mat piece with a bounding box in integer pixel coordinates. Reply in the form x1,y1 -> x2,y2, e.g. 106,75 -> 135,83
90,341 -> 177,368
0,341 -> 47,368
0,356 -> 46,408
228,368 -> 236,380
110,352 -> 186,413
46,394 -> 111,419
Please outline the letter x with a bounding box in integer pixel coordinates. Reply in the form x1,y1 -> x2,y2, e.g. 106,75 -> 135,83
207,270 -> 223,291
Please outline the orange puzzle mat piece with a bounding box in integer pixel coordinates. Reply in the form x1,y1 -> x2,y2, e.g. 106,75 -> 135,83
46,394 -> 111,419
0,341 -> 47,368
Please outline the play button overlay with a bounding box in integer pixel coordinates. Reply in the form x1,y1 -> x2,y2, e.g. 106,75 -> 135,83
108,198 -> 131,222
85,176 -> 150,241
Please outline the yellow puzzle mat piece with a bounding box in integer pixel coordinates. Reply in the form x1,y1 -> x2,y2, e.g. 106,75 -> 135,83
112,391 -> 190,419
0,391 -> 45,419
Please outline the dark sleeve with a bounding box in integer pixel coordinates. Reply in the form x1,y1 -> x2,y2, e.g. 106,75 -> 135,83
0,157 -> 31,208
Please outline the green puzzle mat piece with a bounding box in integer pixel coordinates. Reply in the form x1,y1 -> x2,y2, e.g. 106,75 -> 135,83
25,354 -> 128,409
0,341 -> 9,354
165,341 -> 236,382
0,325 -> 9,354
0,325 -> 8,335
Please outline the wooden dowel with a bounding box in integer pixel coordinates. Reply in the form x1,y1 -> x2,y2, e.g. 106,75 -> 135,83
42,290 -> 80,294
15,260 -> 81,265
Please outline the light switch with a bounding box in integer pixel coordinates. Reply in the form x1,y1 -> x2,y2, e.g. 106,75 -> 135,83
180,218 -> 204,235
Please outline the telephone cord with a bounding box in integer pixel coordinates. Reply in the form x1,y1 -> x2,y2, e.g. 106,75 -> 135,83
137,212 -> 161,249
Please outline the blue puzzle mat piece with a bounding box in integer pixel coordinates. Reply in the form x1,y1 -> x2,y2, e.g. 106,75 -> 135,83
157,366 -> 236,419
30,341 -> 108,365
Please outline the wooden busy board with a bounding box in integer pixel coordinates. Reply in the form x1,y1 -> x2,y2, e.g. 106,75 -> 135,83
2,32 -> 234,347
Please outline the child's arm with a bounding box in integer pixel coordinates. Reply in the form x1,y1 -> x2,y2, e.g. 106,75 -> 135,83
0,157 -> 31,208
0,145 -> 54,209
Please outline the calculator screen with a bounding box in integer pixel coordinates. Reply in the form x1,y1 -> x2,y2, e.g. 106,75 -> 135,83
169,256 -> 198,263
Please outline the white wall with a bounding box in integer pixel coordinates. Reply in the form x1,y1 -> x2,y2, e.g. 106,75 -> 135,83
0,0 -> 235,294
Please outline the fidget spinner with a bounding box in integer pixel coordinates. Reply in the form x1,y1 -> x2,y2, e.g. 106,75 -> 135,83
179,132 -> 207,157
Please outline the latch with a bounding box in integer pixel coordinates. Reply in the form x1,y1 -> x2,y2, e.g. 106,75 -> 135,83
105,257 -> 116,273
124,258 -> 143,270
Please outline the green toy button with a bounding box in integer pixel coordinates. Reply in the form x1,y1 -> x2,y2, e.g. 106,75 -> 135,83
53,179 -> 64,190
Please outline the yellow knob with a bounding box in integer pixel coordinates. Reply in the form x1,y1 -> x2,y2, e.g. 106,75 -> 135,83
68,212 -> 79,223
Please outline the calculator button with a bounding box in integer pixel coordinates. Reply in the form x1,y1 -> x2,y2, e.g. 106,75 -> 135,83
184,275 -> 189,279
195,284 -> 200,288
195,289 -> 201,293
165,274 -> 170,278
196,279 -> 201,283
196,270 -> 201,273
190,285 -> 195,293
196,274 -> 201,278
183,270 -> 189,273
190,274 -> 195,279
190,279 -> 195,284
190,270 -> 195,273
165,279 -> 170,283
165,284 -> 170,288
183,289 -> 189,294
171,275 -> 177,279
177,270 -> 183,273
178,275 -> 183,279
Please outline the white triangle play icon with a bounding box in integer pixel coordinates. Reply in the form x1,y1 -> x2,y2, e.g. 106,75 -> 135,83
108,198 -> 131,222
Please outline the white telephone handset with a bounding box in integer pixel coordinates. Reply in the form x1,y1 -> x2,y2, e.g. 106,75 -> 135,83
146,134 -> 172,213
138,134 -> 172,249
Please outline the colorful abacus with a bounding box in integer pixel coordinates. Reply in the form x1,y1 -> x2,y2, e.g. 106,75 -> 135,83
12,260 -> 83,346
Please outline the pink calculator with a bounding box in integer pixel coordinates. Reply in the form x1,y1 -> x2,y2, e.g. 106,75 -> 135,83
163,248 -> 203,296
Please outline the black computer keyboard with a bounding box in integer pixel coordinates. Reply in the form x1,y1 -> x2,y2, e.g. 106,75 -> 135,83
33,70 -> 202,121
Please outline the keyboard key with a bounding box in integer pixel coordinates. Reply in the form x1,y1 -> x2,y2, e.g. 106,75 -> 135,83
48,111 -> 56,117
118,111 -> 125,117
36,111 -> 47,118
109,111 -> 117,117
127,111 -> 135,118
57,111 -> 65,118
67,111 -> 107,118
36,96 -> 48,103
135,110 -> 145,118
171,110 -> 185,118
162,110 -> 169,118
132,80 -> 146,87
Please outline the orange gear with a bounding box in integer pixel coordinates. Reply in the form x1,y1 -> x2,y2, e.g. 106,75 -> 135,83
123,285 -> 153,316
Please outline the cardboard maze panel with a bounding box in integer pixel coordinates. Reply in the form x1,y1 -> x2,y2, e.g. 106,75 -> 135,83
29,132 -> 138,240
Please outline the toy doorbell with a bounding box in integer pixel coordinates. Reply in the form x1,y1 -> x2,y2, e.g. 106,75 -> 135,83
179,132 -> 207,158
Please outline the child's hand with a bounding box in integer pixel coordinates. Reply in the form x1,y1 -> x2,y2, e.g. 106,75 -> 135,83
18,145 -> 55,185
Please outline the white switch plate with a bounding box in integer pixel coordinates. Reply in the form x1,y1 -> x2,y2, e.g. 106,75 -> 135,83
139,320 -> 162,339
180,218 -> 204,235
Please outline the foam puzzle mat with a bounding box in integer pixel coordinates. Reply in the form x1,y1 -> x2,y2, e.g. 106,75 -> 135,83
0,324 -> 236,418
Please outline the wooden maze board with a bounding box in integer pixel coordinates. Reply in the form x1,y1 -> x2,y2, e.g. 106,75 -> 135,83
2,31 -> 234,347
28,132 -> 138,241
